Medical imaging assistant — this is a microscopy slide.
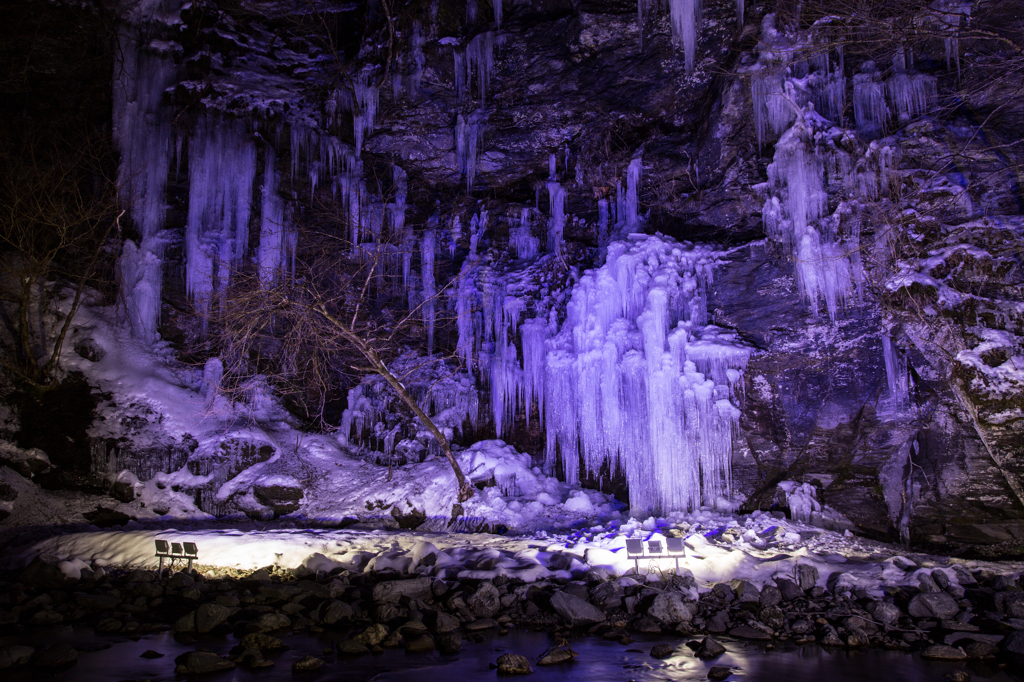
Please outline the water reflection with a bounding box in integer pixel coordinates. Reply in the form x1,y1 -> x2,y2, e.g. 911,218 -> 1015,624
2,627 -> 1020,682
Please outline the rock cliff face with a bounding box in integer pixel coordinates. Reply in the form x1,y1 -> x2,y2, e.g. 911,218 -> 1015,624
3,0 -> 1023,553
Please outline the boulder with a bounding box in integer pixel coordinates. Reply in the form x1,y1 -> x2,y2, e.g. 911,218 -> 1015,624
255,612 -> 291,632
695,637 -> 727,660
195,603 -> 231,633
759,585 -> 782,608
796,564 -> 819,591
646,593 -> 697,625
405,635 -> 435,653
866,600 -> 902,626
239,633 -> 286,651
372,577 -> 432,604
32,643 -> 78,668
468,582 -> 501,618
1003,630 -> 1024,656
353,623 -> 389,646
436,632 -> 462,654
0,645 -> 34,669
908,592 -> 959,620
496,653 -> 532,674
291,655 -> 324,671
337,640 -> 369,656
708,666 -> 733,681
650,643 -> 675,659
921,645 -> 967,661
319,600 -> 354,624
550,591 -> 606,627
729,625 -> 772,641
537,647 -> 576,665
775,578 -> 804,601
174,651 -> 235,674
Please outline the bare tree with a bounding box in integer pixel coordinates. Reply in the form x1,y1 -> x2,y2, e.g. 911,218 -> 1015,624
0,127 -> 119,389
211,220 -> 476,503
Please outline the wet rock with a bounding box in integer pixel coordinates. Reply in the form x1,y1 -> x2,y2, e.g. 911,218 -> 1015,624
590,581 -> 624,610
19,558 -> 66,589
405,635 -> 435,653
354,623 -> 389,646
705,610 -> 730,633
695,637 -> 727,660
796,565 -> 819,591
238,649 -> 274,669
0,645 -> 34,669
550,591 -> 606,627
944,672 -> 970,682
1003,629 -> 1024,655
775,578 -> 804,601
465,618 -> 498,632
253,482 -> 302,516
996,591 -> 1024,619
759,585 -> 782,608
646,592 -> 697,625
710,583 -> 736,602
908,592 -> 959,620
95,617 -> 123,633
436,632 -> 463,654
988,575 -> 1018,590
76,592 -> 119,610
537,646 -> 576,665
337,640 -> 369,656
32,643 -> 78,668
921,645 -> 967,661
866,600 -> 902,626
630,616 -> 662,633
373,577 -> 432,604
430,611 -> 461,633
758,605 -> 785,630
650,643 -> 675,659
708,666 -> 732,681
318,600 -> 354,624
174,651 -> 235,674
255,612 -> 291,632
140,650 -> 164,659
292,655 -> 324,671
961,640 -> 998,658
496,653 -> 532,674
731,580 -> 760,603
468,582 -> 501,618
239,633 -> 286,651
195,603 -> 231,633
729,625 -> 772,641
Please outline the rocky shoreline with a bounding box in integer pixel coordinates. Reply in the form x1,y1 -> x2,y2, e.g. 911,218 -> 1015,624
1,554 -> 1023,677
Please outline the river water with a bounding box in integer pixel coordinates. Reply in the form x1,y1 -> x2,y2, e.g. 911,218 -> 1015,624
2,626 -> 1020,681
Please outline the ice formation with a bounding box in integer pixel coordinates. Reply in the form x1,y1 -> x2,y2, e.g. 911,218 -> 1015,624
421,227 -> 437,354
455,111 -> 485,190
778,481 -> 821,523
542,234 -> 749,513
546,156 -> 567,254
882,332 -> 911,411
113,29 -> 177,341
353,73 -> 379,155
257,148 -> 296,287
510,207 -> 540,260
669,0 -> 702,75
185,115 -> 258,327
455,32 -> 497,101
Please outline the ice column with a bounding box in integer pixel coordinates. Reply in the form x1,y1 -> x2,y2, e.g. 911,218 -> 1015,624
510,207 -> 539,259
669,0 -> 702,75
882,332 -> 910,411
544,234 -> 749,513
257,148 -> 296,287
853,62 -> 888,138
113,29 -> 177,341
422,227 -> 437,354
455,32 -> 497,100
185,116 -> 257,327
353,74 -> 379,155
455,111 -> 485,190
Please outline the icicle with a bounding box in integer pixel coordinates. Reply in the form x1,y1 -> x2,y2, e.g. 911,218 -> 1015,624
510,207 -> 539,259
735,0 -> 744,27
546,180 -> 566,254
257,147 -> 295,287
885,55 -> 936,127
353,73 -> 379,155
882,332 -> 910,411
449,216 -> 462,258
493,0 -> 502,27
669,0 -> 702,75
113,29 -> 176,341
454,31 -> 497,100
455,111 -> 485,190
625,157 -> 642,228
466,0 -> 477,24
185,115 -> 258,329
853,61 -> 888,138
544,234 -> 749,513
422,227 -> 437,354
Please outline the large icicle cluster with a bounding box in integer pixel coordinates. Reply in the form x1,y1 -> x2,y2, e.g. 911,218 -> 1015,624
184,116 -> 257,325
637,0 -> 707,75
545,234 -> 749,513
113,29 -> 177,341
455,32 -> 498,101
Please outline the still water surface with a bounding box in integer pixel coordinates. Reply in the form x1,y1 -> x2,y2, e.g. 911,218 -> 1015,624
3,626 -> 1020,681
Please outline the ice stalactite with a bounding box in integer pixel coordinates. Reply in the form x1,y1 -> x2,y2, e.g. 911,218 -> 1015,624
669,0 -> 702,75
353,74 -> 379,155
449,216 -> 462,258
597,198 -> 610,247
389,166 -> 412,301
544,234 -> 749,513
185,116 -> 258,328
422,226 -> 437,354
454,212 -> 488,371
257,148 -> 296,288
546,156 -> 566,255
455,111 -> 485,190
493,0 -> 503,26
936,0 -> 971,78
466,0 -> 477,24
735,0 -> 744,27
886,53 -> 937,126
455,32 -> 497,101
882,332 -> 911,411
510,207 -> 539,260
853,61 -> 889,138
624,157 -> 642,229
491,291 -> 525,437
749,65 -> 797,149
763,117 -> 861,320
113,29 -> 177,341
